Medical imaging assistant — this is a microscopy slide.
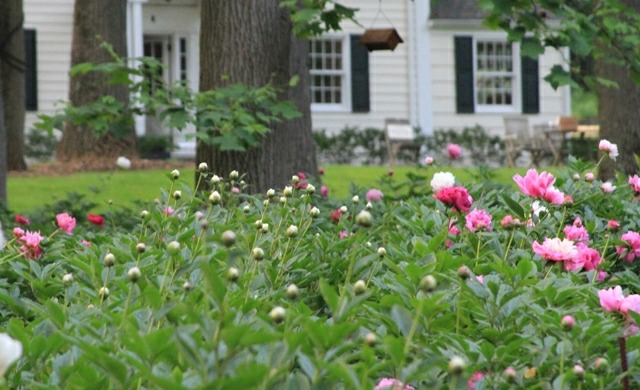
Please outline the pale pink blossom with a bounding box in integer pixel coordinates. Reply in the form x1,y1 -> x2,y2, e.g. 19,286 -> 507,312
447,143 -> 462,160
620,294 -> 640,316
164,207 -> 174,215
585,172 -> 595,182
501,215 -> 521,229
366,189 -> 384,202
320,185 -> 329,197
563,218 -> 588,243
617,231 -> 640,262
573,173 -> 580,181
374,378 -> 414,390
12,227 -> 24,238
424,156 -> 434,165
513,169 -> 565,204
532,237 -> 577,261
19,230 -> 44,260
465,209 -> 492,232
468,372 -> 485,390
599,139 -> 619,160
56,213 -> 76,234
598,286 -> 624,312
629,174 -> 640,193
543,187 -> 566,205
564,244 -> 601,271
601,182 -> 616,193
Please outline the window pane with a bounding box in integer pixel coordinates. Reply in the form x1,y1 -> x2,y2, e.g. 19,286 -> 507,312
308,37 -> 345,104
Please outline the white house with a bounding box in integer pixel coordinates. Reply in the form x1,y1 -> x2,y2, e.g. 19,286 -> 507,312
22,0 -> 569,158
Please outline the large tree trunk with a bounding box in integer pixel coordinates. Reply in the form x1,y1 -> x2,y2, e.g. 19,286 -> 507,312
0,0 -> 26,171
597,0 -> 640,179
56,0 -> 137,164
0,70 -> 8,205
196,1 -> 317,193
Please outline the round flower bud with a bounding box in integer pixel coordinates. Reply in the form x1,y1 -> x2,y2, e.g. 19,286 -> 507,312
136,243 -> 146,253
286,284 -> 299,300
194,211 -> 205,220
364,332 -> 377,347
87,304 -> 95,309
104,253 -> 116,267
283,186 -> 293,197
448,356 -> 466,375
278,196 -> 286,204
356,210 -> 373,227
173,190 -> 181,200
340,206 -> 348,213
229,170 -> 239,180
211,175 -> 221,184
140,209 -> 149,219
561,315 -> 575,331
167,240 -> 181,255
366,241 -> 372,248
504,367 -> 517,383
171,169 -> 180,180
310,207 -> 320,218
593,357 -> 608,373
377,247 -> 386,257
366,202 -> 373,210
572,173 -> 580,181
263,199 -> 269,207
457,266 -> 470,280
99,287 -> 110,299
209,191 -> 221,204
260,223 -> 269,233
221,230 -> 237,247
183,281 -> 192,291
227,267 -> 239,282
352,195 -> 360,203
354,280 -> 367,295
266,188 -> 276,198
243,205 -> 251,213
306,184 -> 316,194
291,175 -> 300,184
252,247 -> 265,261
63,273 -> 74,285
254,219 -> 263,229
573,365 -> 584,379
127,266 -> 141,282
269,306 -> 286,324
198,162 -> 208,172
420,275 -> 437,293
287,225 -> 298,237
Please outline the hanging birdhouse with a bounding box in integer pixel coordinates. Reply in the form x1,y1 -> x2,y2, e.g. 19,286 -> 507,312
359,28 -> 403,51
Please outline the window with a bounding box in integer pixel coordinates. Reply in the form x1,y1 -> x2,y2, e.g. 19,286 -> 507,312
309,35 -> 370,113
475,40 -> 515,111
24,29 -> 37,111
455,36 -> 538,114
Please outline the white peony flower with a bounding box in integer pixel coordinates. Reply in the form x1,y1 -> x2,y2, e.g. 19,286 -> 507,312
0,333 -> 22,377
430,171 -> 455,192
116,156 -> 131,170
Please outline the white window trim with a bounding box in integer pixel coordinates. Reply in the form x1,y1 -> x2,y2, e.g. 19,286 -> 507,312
472,34 -> 521,114
310,34 -> 352,113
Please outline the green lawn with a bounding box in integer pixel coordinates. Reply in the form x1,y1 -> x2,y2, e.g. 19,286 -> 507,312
6,164 -> 560,214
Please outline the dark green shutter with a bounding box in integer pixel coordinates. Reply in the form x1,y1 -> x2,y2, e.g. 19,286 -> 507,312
350,34 -> 369,113
521,54 -> 539,114
454,36 -> 474,113
24,29 -> 37,111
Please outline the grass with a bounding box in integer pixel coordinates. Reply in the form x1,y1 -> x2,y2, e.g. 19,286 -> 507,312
6,164 -> 561,214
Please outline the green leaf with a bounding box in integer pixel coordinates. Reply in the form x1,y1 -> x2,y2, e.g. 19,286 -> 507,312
318,279 -> 339,315
285,372 -> 310,390
502,194 -> 525,219
390,304 -> 413,337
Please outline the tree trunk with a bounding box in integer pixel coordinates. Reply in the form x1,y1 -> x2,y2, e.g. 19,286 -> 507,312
196,1 -> 317,193
597,0 -> 640,179
0,0 -> 27,171
0,69 -> 8,205
56,0 -> 137,164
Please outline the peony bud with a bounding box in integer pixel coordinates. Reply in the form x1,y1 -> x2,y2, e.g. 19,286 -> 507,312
573,365 -> 584,379
172,190 -> 181,200
340,206 -> 348,213
306,184 -> 316,194
229,170 -> 239,180
136,243 -> 146,253
457,266 -> 470,280
171,169 -> 180,180
140,210 -> 149,219
266,188 -> 276,198
377,247 -> 386,257
221,230 -> 237,247
279,196 -> 287,204
227,267 -> 239,282
561,315 -> 575,330
63,273 -> 74,285
260,223 -> 269,233
354,280 -> 367,295
593,357 -> 608,373
310,207 -> 320,217
103,253 -> 115,267
127,266 -> 141,282
352,195 -> 360,203
283,186 -> 293,197
291,175 -> 300,184
99,287 -> 110,299
198,162 -> 208,172
286,284 -> 299,300
364,332 -> 377,347
167,240 -> 181,255
209,191 -> 221,204
243,205 -> 251,213
420,275 -> 437,292
252,247 -> 265,261
366,202 -> 373,210
356,210 -> 373,227
448,356 -> 466,375
269,306 -> 286,323
572,173 -> 580,181
287,225 -> 298,237
211,175 -> 221,184
504,367 -> 517,383
183,281 -> 192,291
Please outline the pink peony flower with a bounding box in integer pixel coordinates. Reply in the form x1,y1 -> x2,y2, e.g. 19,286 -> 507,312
468,372 -> 485,390
339,231 -> 349,240
601,182 -> 616,193
374,378 -> 414,390
607,220 -> 621,232
449,218 -> 461,236
563,218 -> 589,243
532,237 -> 577,262
19,230 -> 44,260
617,231 -> 640,262
366,189 -> 384,202
232,187 -> 240,194
435,186 -> 473,212
620,294 -> 640,316
330,209 -> 342,224
599,139 -> 619,160
164,207 -> 174,215
597,270 -> 608,282
501,215 -> 521,229
14,215 -> 30,225
598,286 -> 624,312
56,213 -> 76,235
629,174 -> 640,193
561,315 -> 575,329
465,209 -> 492,232
585,172 -> 595,182
13,227 -> 24,238
447,143 -> 462,160
424,156 -> 434,165
320,185 -> 329,197
513,169 -> 565,204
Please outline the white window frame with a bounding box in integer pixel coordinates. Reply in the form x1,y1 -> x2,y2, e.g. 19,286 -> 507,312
309,35 -> 352,113
473,35 -> 521,114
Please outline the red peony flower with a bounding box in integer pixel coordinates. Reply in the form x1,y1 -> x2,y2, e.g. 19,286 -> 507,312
14,215 -> 30,225
330,209 -> 342,224
87,213 -> 105,227
434,186 -> 473,212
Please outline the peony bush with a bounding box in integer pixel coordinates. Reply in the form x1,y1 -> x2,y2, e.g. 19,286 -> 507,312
1,142 -> 640,388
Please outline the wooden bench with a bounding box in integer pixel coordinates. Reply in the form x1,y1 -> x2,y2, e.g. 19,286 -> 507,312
385,119 -> 420,165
